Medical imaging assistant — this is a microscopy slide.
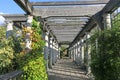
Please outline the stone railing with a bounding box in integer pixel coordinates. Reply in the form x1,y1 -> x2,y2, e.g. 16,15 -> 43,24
0,70 -> 23,80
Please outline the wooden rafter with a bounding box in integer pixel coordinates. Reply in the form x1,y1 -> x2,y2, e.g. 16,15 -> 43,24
31,0 -> 109,6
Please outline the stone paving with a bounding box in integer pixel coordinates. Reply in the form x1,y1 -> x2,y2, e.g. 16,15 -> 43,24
48,57 -> 89,80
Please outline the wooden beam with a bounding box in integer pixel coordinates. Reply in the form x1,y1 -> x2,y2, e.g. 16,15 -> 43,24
53,30 -> 80,32
70,0 -> 120,46
49,25 -> 84,30
46,21 -> 87,26
14,0 -> 32,14
53,31 -> 78,34
57,38 -> 74,42
2,14 -> 26,22
54,33 -> 77,35
46,16 -> 89,21
71,18 -> 96,45
59,41 -> 70,45
31,0 -> 109,6
33,5 -> 105,17
102,0 -> 120,14
54,34 -> 79,37
48,24 -> 84,26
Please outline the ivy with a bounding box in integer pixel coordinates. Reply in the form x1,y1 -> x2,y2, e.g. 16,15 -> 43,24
0,18 -> 48,80
0,27 -> 15,75
16,18 -> 47,80
90,26 -> 120,80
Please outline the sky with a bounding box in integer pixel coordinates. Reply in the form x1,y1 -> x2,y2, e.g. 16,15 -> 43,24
0,0 -> 24,24
0,0 -> 87,24
0,0 -> 108,24
0,0 -> 93,14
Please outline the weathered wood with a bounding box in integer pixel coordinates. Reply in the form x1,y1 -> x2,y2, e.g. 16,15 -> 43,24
102,0 -> 120,14
56,35 -> 77,38
59,41 -> 71,45
54,33 -> 77,35
49,25 -> 84,30
31,0 -> 109,6
0,70 -> 23,80
43,22 -> 58,43
53,31 -> 78,34
47,23 -> 85,26
46,16 -> 89,21
71,18 -> 96,45
71,0 -> 120,45
14,0 -> 32,14
52,28 -> 82,31
52,29 -> 81,33
33,5 -> 105,17
46,21 -> 86,26
2,14 -> 26,22
57,38 -> 74,42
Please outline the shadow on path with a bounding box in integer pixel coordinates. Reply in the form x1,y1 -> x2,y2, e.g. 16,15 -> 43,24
48,57 -> 89,80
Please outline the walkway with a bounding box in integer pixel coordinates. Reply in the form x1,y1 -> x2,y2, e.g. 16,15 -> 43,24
48,57 -> 89,80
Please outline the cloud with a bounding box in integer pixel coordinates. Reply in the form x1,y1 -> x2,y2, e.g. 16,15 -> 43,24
0,15 -> 5,25
0,12 -> 5,25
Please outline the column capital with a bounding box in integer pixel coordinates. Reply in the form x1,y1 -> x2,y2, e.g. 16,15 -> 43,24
102,13 -> 111,18
6,21 -> 13,31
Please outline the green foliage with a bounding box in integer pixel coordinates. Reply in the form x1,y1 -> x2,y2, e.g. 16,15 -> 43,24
0,27 -> 15,75
16,18 -> 47,80
0,18 -> 48,80
31,19 -> 45,52
21,53 -> 48,80
90,26 -> 120,80
60,46 -> 66,58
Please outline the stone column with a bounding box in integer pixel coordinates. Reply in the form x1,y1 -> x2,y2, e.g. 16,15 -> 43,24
69,48 -> 72,59
74,43 -> 76,62
6,21 -> 13,38
52,40 -> 56,65
54,41 -> 58,63
85,33 -> 91,74
44,32 -> 49,70
103,14 -> 111,30
75,42 -> 77,63
25,15 -> 33,50
58,46 -> 60,59
71,47 -> 74,60
76,41 -> 80,64
77,40 -> 81,65
57,43 -> 59,60
73,44 -> 76,62
49,37 -> 53,69
81,39 -> 84,67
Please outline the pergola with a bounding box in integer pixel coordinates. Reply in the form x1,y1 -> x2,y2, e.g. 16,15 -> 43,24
11,0 -> 109,45
0,0 -> 120,79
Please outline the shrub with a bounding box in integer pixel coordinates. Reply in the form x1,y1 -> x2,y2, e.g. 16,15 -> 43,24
90,26 -> 120,80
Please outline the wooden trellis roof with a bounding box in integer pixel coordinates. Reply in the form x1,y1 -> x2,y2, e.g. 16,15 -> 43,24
6,0 -> 116,45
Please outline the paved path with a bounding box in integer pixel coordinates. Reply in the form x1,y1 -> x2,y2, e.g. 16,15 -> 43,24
48,57 -> 89,80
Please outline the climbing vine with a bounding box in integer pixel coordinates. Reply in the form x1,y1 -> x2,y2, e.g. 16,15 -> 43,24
0,18 -> 48,80
90,25 -> 120,80
16,18 -> 47,80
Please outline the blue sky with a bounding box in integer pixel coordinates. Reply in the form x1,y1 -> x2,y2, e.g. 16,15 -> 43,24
0,0 -> 97,24
0,0 -> 91,14
0,0 -> 25,14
